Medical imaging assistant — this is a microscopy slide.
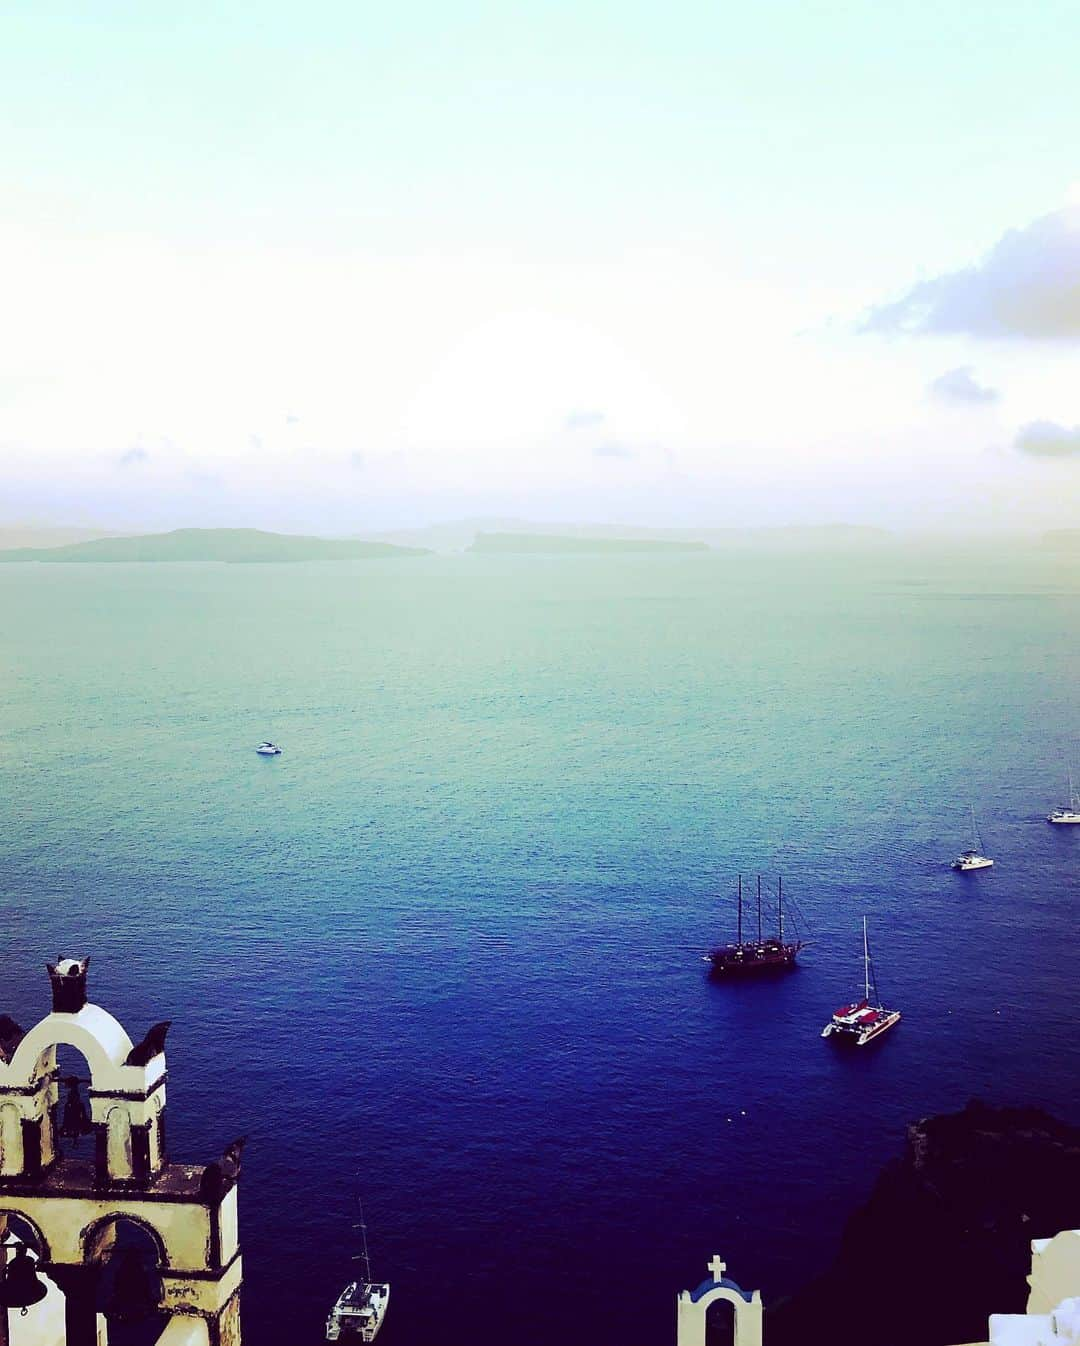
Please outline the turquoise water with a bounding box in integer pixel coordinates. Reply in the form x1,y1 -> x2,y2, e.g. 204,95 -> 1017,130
1,547 -> 1078,1343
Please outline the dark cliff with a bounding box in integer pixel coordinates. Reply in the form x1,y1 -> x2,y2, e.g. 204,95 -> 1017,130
769,1101 -> 1080,1346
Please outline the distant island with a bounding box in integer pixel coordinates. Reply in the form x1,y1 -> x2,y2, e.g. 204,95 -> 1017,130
468,531 -> 709,554
0,527 -> 430,563
367,518 -> 894,553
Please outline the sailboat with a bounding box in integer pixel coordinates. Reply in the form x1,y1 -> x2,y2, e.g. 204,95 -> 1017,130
704,875 -> 803,975
325,1197 -> 390,1342
951,804 -> 994,871
821,917 -> 901,1046
1047,769 -> 1080,824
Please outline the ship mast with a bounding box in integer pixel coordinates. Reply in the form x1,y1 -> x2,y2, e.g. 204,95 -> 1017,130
737,875 -> 743,944
756,876 -> 762,943
778,876 -> 783,944
863,917 -> 870,1003
354,1194 -> 373,1285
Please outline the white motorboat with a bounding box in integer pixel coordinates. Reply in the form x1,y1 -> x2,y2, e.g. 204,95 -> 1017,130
255,741 -> 282,756
1047,769 -> 1080,824
951,804 -> 993,870
822,917 -> 901,1047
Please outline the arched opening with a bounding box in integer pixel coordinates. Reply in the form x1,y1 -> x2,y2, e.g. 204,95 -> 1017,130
0,1211 -> 49,1262
84,1216 -> 168,1346
0,1211 -> 63,1346
706,1296 -> 737,1346
7,1003 -> 132,1093
48,1045 -> 141,1185
54,1045 -> 95,1166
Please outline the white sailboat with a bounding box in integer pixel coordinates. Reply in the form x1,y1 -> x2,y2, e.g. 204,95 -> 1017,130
325,1198 -> 389,1343
1047,768 -> 1080,824
821,917 -> 901,1046
951,804 -> 994,871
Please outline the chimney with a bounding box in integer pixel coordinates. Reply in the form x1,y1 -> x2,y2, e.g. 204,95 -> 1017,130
47,957 -> 90,1014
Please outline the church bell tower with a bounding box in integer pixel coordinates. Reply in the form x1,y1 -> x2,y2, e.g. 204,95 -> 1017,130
0,957 -> 244,1346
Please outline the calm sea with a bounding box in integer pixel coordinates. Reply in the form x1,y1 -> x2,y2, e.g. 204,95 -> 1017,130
1,546 -> 1078,1344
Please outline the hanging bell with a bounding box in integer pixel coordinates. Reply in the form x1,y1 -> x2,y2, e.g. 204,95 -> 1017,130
0,1244 -> 49,1314
99,1247 -> 162,1322
59,1076 -> 91,1142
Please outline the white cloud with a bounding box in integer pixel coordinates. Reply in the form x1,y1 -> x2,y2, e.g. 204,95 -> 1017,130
865,206 -> 1080,339
1014,421 -> 1080,459
928,366 -> 999,405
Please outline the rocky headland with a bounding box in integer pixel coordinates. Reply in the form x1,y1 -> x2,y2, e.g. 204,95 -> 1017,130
769,1101 -> 1080,1346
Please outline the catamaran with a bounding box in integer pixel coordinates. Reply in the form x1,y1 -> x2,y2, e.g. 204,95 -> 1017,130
1047,769 -> 1080,824
255,741 -> 282,756
704,875 -> 804,975
325,1199 -> 390,1342
951,804 -> 993,871
821,917 -> 900,1046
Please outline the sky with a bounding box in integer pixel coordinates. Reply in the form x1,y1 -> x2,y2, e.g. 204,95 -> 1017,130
2,0 -> 1079,533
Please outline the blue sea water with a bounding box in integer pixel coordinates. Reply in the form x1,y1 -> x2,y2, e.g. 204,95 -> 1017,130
1,546 -> 1078,1345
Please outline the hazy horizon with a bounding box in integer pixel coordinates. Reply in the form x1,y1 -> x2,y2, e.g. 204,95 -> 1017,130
3,3 -> 1080,531
2,514 -> 1076,551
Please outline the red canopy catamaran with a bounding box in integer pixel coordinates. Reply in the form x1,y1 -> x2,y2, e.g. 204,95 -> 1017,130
821,917 -> 901,1046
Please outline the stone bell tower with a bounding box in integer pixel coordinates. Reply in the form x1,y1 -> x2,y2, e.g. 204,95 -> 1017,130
0,957 -> 243,1346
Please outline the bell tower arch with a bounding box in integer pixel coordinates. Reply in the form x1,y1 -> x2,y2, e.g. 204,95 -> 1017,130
676,1254 -> 763,1346
0,957 -> 244,1345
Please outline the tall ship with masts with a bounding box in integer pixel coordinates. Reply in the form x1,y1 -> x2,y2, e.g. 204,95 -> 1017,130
325,1197 -> 390,1342
705,875 -> 804,975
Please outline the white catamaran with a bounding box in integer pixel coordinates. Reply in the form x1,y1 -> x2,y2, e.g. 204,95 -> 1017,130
325,1199 -> 390,1343
822,917 -> 901,1047
1047,769 -> 1080,824
951,804 -> 994,871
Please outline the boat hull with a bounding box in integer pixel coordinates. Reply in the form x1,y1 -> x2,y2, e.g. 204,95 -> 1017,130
1047,812 -> 1080,824
823,1010 -> 901,1046
705,936 -> 797,979
326,1282 -> 390,1343
706,943 -> 801,976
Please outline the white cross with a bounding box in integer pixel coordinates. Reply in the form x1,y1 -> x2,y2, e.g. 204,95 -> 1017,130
708,1255 -> 726,1282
